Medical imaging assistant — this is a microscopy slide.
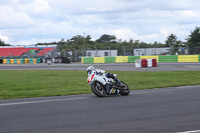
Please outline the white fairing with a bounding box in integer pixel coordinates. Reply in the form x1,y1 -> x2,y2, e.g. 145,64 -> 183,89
87,69 -> 117,86
87,72 -> 107,85
94,75 -> 106,85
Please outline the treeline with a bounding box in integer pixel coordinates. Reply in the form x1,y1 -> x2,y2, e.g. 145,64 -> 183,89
35,27 -> 200,55
1,27 -> 200,55
36,34 -> 168,56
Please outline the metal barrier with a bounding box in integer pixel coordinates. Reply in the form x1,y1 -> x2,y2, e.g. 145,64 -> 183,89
82,55 -> 200,63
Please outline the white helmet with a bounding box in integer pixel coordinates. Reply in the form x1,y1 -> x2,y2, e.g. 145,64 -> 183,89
87,66 -> 95,74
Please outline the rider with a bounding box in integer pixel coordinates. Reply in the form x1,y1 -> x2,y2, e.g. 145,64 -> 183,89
87,66 -> 121,94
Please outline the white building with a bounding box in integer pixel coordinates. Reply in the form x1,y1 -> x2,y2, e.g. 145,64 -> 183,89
134,47 -> 171,56
86,50 -> 118,57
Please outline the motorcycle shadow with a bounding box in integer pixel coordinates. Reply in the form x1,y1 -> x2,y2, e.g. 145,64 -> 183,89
90,94 -> 130,98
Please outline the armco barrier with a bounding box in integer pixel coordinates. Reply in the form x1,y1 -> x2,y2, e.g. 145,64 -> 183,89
178,55 -> 199,62
105,57 -> 116,63
82,57 -> 94,63
82,55 -> 200,63
199,55 -> 200,62
128,56 -> 140,63
115,56 -> 128,63
159,55 -> 178,62
94,57 -> 105,63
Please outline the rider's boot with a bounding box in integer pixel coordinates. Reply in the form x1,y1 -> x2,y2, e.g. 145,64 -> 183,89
105,83 -> 110,94
106,73 -> 121,87
113,76 -> 121,87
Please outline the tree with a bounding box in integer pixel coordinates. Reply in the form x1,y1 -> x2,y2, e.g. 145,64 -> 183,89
186,27 -> 200,54
0,39 -> 5,46
96,34 -> 116,43
165,34 -> 179,55
0,39 -> 10,46
69,35 -> 85,45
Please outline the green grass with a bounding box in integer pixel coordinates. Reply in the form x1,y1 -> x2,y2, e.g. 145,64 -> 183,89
0,70 -> 200,99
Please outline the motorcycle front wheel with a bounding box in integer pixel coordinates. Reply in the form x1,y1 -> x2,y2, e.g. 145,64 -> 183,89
91,82 -> 107,97
119,81 -> 130,96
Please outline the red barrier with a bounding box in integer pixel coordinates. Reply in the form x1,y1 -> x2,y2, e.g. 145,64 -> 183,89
152,59 -> 157,67
141,59 -> 147,67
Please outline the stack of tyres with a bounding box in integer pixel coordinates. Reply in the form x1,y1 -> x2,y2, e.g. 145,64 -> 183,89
24,59 -> 29,64
17,59 -> 21,64
20,58 -> 24,64
14,59 -> 17,64
33,59 -> 36,64
152,59 -> 157,67
10,59 -> 14,64
147,59 -> 152,67
3,59 -> 7,64
141,59 -> 147,67
29,58 -> 33,64
40,58 -> 43,63
36,58 -> 41,63
7,59 -> 10,64
135,59 -> 142,68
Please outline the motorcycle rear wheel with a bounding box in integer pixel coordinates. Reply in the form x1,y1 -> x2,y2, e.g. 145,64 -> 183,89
119,81 -> 130,96
91,82 -> 106,97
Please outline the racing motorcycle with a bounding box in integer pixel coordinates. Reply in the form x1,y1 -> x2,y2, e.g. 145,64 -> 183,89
87,70 -> 130,97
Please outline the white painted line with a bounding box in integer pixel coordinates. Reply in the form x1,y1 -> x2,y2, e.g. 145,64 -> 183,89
0,97 -> 87,107
176,130 -> 200,133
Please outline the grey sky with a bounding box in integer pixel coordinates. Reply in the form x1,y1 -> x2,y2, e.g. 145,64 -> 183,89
0,0 -> 200,45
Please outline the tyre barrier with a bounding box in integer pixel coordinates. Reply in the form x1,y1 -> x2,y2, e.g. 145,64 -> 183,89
135,59 -> 157,68
0,57 -> 71,64
2,58 -> 41,64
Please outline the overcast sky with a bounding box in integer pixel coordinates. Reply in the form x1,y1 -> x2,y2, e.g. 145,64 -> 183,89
0,0 -> 200,45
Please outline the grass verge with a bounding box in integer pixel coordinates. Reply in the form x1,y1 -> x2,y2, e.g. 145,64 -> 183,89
0,70 -> 200,99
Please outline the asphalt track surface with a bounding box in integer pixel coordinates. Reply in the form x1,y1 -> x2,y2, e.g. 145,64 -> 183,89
0,62 -> 200,71
0,63 -> 200,133
1,85 -> 200,133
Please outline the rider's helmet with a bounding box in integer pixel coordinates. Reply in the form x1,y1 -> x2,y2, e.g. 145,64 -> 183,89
87,66 -> 95,74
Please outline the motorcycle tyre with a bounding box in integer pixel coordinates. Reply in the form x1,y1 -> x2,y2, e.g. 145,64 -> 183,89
119,81 -> 130,96
91,82 -> 107,97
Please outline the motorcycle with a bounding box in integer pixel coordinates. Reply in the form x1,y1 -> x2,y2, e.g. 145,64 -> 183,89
87,70 -> 130,97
